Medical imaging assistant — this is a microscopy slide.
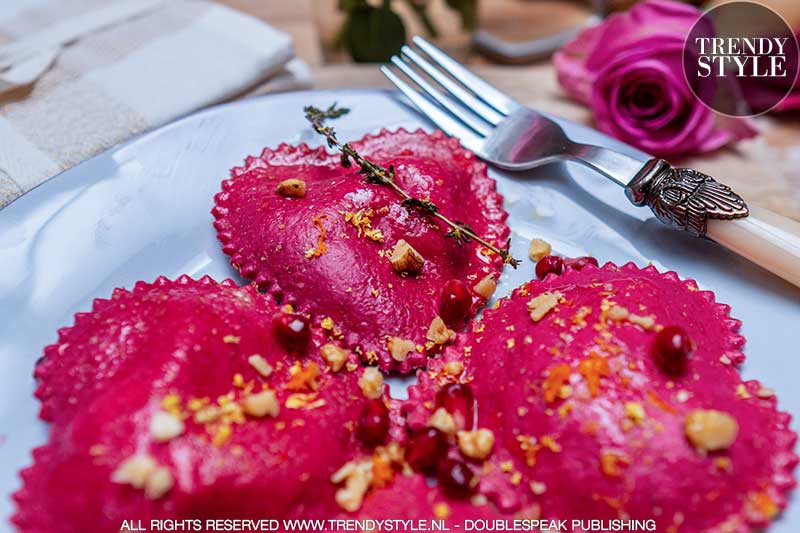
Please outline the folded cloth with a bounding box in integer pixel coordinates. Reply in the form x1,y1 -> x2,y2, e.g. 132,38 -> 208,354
0,0 -> 313,207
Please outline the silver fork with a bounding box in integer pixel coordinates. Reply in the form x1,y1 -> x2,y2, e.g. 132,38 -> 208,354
381,36 -> 800,287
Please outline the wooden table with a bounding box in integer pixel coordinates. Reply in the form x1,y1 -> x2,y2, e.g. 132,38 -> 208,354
223,0 -> 800,221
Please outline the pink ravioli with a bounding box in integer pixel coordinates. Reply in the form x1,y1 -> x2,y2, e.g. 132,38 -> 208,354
406,263 -> 798,531
212,129 -> 509,372
355,474 -> 509,523
15,276 -> 382,531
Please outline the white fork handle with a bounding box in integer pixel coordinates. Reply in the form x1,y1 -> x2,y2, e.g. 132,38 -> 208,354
625,159 -> 800,288
707,205 -> 800,287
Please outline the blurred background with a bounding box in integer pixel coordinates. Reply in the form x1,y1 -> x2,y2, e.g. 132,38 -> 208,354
1,0 -> 798,217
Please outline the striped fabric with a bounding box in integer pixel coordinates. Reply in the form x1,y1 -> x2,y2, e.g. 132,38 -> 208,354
0,0 -> 311,207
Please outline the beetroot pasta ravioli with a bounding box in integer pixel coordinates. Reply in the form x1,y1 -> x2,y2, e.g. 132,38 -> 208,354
14,276 -> 396,531
212,129 -> 509,372
403,263 -> 798,531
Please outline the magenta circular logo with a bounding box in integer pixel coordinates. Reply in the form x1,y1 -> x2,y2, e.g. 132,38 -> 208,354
683,1 -> 799,116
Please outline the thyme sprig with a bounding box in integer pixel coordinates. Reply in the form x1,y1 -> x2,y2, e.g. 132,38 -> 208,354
304,103 -> 520,268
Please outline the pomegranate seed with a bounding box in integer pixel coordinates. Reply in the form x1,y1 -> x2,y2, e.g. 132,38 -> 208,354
564,256 -> 599,271
439,279 -> 472,325
437,458 -> 475,499
272,312 -> 311,354
652,325 -> 693,375
435,383 -> 474,430
406,427 -> 448,472
535,255 -> 564,279
357,399 -> 389,446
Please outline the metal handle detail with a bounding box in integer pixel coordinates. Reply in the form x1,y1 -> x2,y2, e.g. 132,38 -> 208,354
625,159 -> 750,237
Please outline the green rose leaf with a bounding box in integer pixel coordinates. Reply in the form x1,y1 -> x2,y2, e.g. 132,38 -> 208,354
344,3 -> 407,62
445,0 -> 477,31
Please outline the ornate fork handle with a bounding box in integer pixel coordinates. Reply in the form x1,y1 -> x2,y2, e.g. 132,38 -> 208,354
625,159 -> 750,238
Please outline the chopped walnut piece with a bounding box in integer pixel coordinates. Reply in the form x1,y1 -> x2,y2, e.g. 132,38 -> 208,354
145,467 -> 174,499
242,390 -> 279,418
473,274 -> 497,300
247,354 -> 273,377
331,458 -> 374,512
606,305 -> 629,322
426,316 -> 455,345
457,428 -> 495,460
276,178 -> 306,198
320,343 -> 349,372
628,313 -> 656,330
527,291 -> 562,322
528,239 -> 552,262
684,409 -> 738,452
530,481 -> 547,495
194,405 -> 221,424
111,455 -> 157,488
358,367 -> 383,399
150,411 -> 185,442
390,239 -> 425,275
428,407 -> 456,435
443,360 -> 464,376
388,337 -> 416,362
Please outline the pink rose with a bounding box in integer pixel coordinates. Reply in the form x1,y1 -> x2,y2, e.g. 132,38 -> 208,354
772,30 -> 800,112
554,0 -> 756,157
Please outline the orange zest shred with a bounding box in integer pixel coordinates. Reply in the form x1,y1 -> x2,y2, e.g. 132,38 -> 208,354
577,353 -> 610,397
746,491 -> 779,519
287,362 -> 321,391
543,364 -> 571,403
371,454 -> 395,489
600,450 -> 630,477
304,214 -> 329,259
646,389 -> 677,415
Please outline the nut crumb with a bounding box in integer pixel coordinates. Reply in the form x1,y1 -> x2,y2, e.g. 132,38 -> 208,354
528,239 -> 552,262
242,390 -> 279,418
457,428 -> 495,460
530,481 -> 547,495
606,305 -> 629,321
331,459 -> 373,512
248,354 -> 273,377
443,360 -> 464,376
388,337 -> 415,362
320,343 -> 349,372
150,411 -> 185,442
528,291 -> 562,322
685,409 -> 738,452
628,313 -> 656,330
145,467 -> 174,499
390,239 -> 425,275
428,407 -> 456,435
473,274 -> 497,300
426,316 -> 455,345
756,387 -> 775,398
111,455 -> 157,488
276,178 -> 306,198
358,367 -> 383,399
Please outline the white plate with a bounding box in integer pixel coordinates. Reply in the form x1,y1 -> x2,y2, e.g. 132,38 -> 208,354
1,89 -> 798,531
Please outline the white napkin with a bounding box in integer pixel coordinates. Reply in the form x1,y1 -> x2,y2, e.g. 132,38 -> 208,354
0,0 -> 313,207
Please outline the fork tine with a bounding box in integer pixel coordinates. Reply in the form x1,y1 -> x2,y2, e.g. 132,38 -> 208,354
390,56 -> 491,137
380,65 -> 484,152
400,45 -> 504,126
412,36 -> 521,115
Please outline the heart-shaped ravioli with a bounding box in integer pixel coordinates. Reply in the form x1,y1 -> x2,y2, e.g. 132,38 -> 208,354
212,129 -> 509,372
404,263 -> 798,530
17,276 -> 395,530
